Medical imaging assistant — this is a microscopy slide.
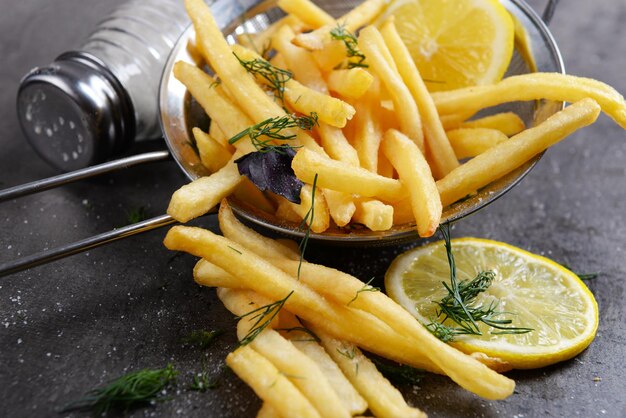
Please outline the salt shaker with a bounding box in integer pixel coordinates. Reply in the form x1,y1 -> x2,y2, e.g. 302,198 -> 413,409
16,0 -> 190,172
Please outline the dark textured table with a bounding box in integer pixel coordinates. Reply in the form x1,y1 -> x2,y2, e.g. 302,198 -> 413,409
1,1 -> 625,417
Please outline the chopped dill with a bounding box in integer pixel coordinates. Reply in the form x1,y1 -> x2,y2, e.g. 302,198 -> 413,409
347,277 -> 380,306
234,52 -> 292,102
560,263 -> 600,281
238,291 -> 294,345
60,364 -> 177,415
209,78 -> 221,88
228,245 -> 243,254
126,206 -> 147,224
330,24 -> 368,69
336,345 -> 359,374
228,113 -> 318,154
426,224 -> 533,341
181,329 -> 224,349
189,372 -> 219,391
297,174 -> 318,279
336,346 -> 356,360
276,326 -> 320,342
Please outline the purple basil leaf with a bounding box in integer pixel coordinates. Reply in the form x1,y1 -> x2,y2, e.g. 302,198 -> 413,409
235,148 -> 304,204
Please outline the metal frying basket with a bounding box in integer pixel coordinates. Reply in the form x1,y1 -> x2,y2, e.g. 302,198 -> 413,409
0,0 -> 562,276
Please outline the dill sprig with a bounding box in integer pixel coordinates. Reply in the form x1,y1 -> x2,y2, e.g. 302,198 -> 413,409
426,224 -> 533,341
228,113 -> 318,154
126,206 -> 147,225
297,173 -> 318,279
336,345 -> 359,374
238,291 -> 294,345
181,329 -> 224,349
234,52 -> 292,102
60,364 -> 177,415
330,24 -> 368,69
560,263 -> 600,281
276,326 -> 320,342
348,277 -> 380,306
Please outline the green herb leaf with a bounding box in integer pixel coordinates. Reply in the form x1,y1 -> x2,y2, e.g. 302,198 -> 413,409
347,276 -> 380,306
181,330 -> 224,349
330,24 -> 368,69
126,206 -> 147,225
60,364 -> 177,415
234,52 -> 292,102
238,291 -> 294,346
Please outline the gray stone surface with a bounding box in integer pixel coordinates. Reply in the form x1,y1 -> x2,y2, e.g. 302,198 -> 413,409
0,0 -> 624,417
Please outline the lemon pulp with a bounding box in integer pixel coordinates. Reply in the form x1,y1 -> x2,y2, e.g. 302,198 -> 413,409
378,0 -> 515,91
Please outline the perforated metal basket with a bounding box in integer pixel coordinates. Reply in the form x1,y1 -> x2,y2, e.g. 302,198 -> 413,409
160,0 -> 564,245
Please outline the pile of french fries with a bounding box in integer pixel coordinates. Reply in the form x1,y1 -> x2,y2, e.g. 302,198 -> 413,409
167,0 -> 625,238
165,200 -> 518,416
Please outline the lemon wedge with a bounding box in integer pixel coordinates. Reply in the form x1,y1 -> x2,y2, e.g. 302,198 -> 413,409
385,238 -> 599,369
377,0 -> 515,91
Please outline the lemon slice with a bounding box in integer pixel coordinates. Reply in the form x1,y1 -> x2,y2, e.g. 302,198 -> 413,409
377,0 -> 515,91
385,238 -> 599,369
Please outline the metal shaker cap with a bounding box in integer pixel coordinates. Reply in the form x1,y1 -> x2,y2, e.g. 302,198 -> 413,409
17,52 -> 135,172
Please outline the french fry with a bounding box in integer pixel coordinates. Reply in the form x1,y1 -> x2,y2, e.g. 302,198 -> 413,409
382,129 -> 441,237
275,199 -> 303,224
358,26 -> 424,151
352,198 -> 394,231
237,15 -> 309,55
312,328 -> 427,418
322,189 -> 356,228
283,184 -> 330,233
235,321 -> 351,418
380,20 -> 459,179
390,196 -> 415,225
193,128 -> 232,173
231,44 -> 355,128
293,0 -> 388,50
194,259 -> 240,288
377,149 -> 395,178
316,123 -> 360,167
437,99 -> 602,207
447,128 -> 510,159
232,177 -> 277,215
277,0 -> 334,29
292,148 -> 405,202
218,200 -> 300,261
166,157 -> 242,222
208,120 -> 231,149
217,287 -> 275,319
352,88 -> 383,173
165,226 -> 516,399
257,403 -> 281,418
272,25 -> 328,93
458,111 -> 526,136
283,79 -> 356,128
326,68 -> 374,99
311,41 -> 347,72
439,112 -> 471,130
277,312 -> 368,415
226,346 -> 320,418
431,72 -> 626,129
173,61 -> 256,154
281,337 -> 368,415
